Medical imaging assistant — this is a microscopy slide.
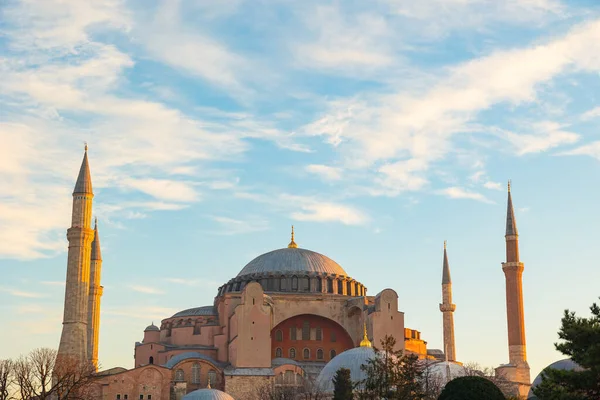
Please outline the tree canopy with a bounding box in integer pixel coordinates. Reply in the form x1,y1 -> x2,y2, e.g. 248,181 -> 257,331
333,368 -> 354,400
533,298 -> 600,399
438,376 -> 505,400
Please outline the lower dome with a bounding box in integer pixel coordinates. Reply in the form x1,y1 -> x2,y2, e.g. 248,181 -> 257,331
316,346 -> 376,392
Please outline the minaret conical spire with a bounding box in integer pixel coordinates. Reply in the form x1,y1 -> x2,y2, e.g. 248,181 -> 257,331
74,143 -> 93,195
442,240 -> 451,284
91,217 -> 102,261
506,180 -> 518,236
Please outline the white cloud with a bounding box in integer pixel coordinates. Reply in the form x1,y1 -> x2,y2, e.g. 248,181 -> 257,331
121,178 -> 199,203
288,198 -> 368,226
469,171 -> 486,183
501,122 -> 580,155
560,141 -> 600,160
128,285 -> 165,295
437,187 -> 493,203
581,107 -> 600,121
483,181 -> 503,191
305,164 -> 343,181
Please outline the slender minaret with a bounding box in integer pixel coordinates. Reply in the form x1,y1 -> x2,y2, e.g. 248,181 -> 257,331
501,181 -> 530,388
87,218 -> 103,370
57,145 -> 94,363
439,241 -> 456,362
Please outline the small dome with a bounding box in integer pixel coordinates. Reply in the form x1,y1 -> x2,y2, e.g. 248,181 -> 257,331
238,248 -> 347,277
316,346 -> 376,392
425,361 -> 467,383
529,358 -> 583,398
144,323 -> 159,332
182,388 -> 234,400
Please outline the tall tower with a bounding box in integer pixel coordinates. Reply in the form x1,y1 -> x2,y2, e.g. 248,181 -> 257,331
87,218 -> 103,370
57,146 -> 94,363
497,181 -> 530,397
439,241 -> 456,362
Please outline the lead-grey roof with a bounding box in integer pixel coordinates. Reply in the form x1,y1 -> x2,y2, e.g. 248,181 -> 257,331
172,306 -> 217,318
73,149 -> 93,194
237,248 -> 347,277
182,389 -> 235,400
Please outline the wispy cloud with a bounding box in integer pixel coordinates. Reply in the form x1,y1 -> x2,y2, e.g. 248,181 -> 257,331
483,181 -> 503,191
437,187 -> 494,204
128,285 -> 165,295
305,164 -> 343,181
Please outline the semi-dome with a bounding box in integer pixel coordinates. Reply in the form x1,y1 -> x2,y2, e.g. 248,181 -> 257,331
316,346 -> 376,392
182,388 -> 234,400
237,247 -> 347,277
171,306 -> 217,318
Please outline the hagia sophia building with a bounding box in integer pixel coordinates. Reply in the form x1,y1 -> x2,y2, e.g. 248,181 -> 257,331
56,147 -> 534,399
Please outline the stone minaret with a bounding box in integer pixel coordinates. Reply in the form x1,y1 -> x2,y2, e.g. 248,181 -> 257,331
439,241 -> 456,362
57,146 -> 94,363
497,181 -> 530,396
87,218 -> 103,370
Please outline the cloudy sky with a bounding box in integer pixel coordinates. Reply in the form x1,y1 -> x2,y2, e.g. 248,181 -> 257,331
2,0 -> 600,380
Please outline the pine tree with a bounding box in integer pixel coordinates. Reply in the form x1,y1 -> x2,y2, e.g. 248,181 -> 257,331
333,368 -> 354,400
533,299 -> 600,399
358,335 -> 425,400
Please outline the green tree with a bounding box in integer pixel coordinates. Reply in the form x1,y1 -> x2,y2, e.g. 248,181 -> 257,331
333,368 -> 354,400
438,376 -> 504,400
357,335 -> 425,400
533,299 -> 600,399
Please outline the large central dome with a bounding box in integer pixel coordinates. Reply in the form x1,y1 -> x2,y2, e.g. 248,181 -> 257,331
237,247 -> 347,277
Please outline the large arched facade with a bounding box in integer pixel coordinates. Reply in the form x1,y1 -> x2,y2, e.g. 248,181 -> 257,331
271,314 -> 354,362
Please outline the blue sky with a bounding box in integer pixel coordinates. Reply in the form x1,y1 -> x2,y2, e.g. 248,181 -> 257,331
2,0 -> 600,381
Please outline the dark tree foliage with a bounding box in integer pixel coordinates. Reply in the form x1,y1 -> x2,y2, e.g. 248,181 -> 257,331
357,335 -> 425,400
533,299 -> 600,400
333,368 -> 354,400
438,376 -> 504,400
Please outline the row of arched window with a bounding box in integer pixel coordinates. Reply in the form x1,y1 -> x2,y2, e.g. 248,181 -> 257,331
220,276 -> 366,296
174,363 -> 216,386
274,326 -> 333,342
275,347 -> 336,360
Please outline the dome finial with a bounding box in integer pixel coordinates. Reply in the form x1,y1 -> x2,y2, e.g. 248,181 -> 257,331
508,179 -> 511,192
84,142 -> 88,152
360,322 -> 372,348
444,240 -> 447,250
288,225 -> 298,248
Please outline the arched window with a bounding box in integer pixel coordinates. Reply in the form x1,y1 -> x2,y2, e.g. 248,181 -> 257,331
191,363 -> 200,384
316,278 -> 322,292
275,348 -> 282,358
300,277 -> 309,292
291,276 -> 298,291
302,321 -> 310,340
284,370 -> 294,385
316,327 -> 322,341
234,281 -> 241,291
327,278 -> 333,293
260,278 -> 268,291
347,281 -> 352,295
303,348 -> 310,359
330,349 -> 337,359
208,370 -> 216,387
317,349 -> 324,360
267,278 -> 276,291
290,327 -> 297,341
148,356 -> 154,365
289,348 -> 296,359
337,280 -> 343,294
175,369 -> 184,382
275,329 -> 283,342
275,373 -> 285,385
280,277 -> 287,291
